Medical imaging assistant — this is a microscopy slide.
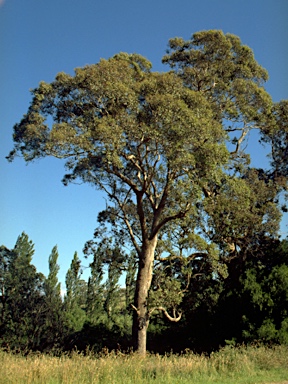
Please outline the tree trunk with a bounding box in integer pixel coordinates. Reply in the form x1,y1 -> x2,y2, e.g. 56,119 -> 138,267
132,237 -> 157,355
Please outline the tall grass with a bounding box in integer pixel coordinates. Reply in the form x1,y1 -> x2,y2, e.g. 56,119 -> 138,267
0,345 -> 287,384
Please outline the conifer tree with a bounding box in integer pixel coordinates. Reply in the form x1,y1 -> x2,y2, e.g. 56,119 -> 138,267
86,251 -> 104,324
1,233 -> 45,350
64,252 -> 86,331
0,245 -> 13,334
104,254 -> 122,326
43,245 -> 66,349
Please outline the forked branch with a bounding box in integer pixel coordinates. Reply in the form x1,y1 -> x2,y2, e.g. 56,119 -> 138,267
149,306 -> 182,322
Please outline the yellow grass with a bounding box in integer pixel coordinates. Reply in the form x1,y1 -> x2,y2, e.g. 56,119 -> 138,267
0,345 -> 287,384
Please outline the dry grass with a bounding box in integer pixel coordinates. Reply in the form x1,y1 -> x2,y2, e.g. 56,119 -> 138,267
0,345 -> 287,384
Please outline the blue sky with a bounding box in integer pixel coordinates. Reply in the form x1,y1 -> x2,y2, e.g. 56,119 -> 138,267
1,0 -> 288,285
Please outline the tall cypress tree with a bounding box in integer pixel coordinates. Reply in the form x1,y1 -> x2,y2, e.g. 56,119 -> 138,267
43,245 -> 66,349
104,246 -> 125,326
45,246 -> 61,298
86,251 -> 104,324
0,245 -> 13,335
64,252 -> 86,331
1,233 -> 45,350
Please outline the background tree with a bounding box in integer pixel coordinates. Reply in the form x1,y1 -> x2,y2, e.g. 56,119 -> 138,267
123,252 -> 137,332
238,238 -> 288,345
42,245 -> 67,350
103,248 -> 123,327
85,233 -> 130,330
8,31 -> 287,354
0,245 -> 14,335
86,250 -> 105,325
64,252 -> 86,332
44,246 -> 61,299
0,233 -> 45,350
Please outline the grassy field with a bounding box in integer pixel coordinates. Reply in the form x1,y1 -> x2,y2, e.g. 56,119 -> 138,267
0,345 -> 287,384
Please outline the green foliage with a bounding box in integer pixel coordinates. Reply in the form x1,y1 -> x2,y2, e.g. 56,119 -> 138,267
242,259 -> 288,343
104,250 -> 123,326
213,239 -> 288,347
0,233 -> 45,350
262,100 -> 288,181
86,251 -> 105,324
1,232 -> 288,354
149,264 -> 184,317
64,252 -> 86,332
44,245 -> 61,298
0,245 -> 11,327
163,30 -> 271,127
42,246 -> 67,350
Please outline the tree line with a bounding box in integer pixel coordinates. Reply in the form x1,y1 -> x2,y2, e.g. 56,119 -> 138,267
6,30 -> 288,354
0,232 -> 288,353
0,232 -> 133,352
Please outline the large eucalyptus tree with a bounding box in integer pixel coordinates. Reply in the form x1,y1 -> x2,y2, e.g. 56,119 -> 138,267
8,31 -> 287,354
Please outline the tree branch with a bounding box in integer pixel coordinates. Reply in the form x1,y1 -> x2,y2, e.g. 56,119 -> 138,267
156,251 -> 207,262
150,306 -> 182,322
131,304 -> 140,315
108,165 -> 139,193
100,183 -> 142,255
230,127 -> 249,156
151,202 -> 191,238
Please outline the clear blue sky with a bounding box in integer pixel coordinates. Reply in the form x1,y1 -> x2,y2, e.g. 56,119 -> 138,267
1,0 -> 288,285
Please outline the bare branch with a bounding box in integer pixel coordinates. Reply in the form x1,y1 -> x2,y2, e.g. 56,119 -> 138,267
150,306 -> 182,322
123,153 -> 144,183
181,271 -> 192,294
230,127 -> 249,156
225,127 -> 247,132
131,304 -> 140,315
108,165 -> 139,193
203,186 -> 213,198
